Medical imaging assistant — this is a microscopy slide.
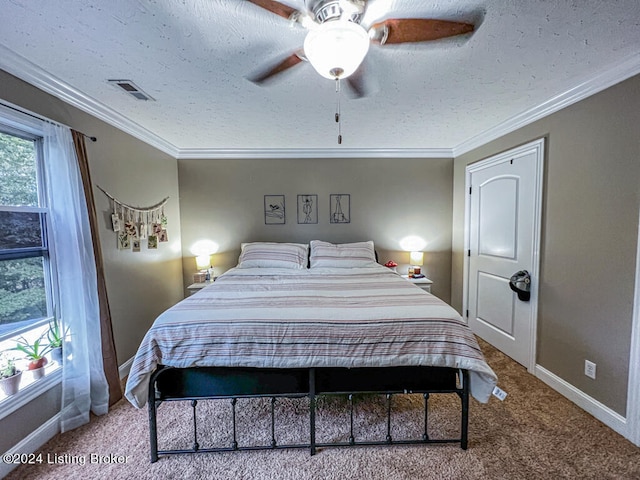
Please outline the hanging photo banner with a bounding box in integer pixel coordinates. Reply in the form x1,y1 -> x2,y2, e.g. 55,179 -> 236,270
97,185 -> 169,251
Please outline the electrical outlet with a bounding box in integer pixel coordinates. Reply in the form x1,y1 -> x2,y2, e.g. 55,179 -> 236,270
585,360 -> 597,379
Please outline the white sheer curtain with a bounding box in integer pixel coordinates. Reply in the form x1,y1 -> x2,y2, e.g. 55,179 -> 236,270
43,123 -> 109,432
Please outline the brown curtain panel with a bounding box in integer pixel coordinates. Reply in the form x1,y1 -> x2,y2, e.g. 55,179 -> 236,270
71,130 -> 122,406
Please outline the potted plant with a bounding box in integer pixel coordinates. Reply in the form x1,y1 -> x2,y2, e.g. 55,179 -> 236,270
13,333 -> 51,379
47,319 -> 65,364
0,352 -> 22,397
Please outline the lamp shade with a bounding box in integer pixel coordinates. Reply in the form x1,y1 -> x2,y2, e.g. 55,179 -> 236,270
304,20 -> 370,79
195,255 -> 210,270
410,251 -> 424,266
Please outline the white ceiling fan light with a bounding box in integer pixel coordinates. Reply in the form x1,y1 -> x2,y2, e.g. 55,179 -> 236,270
247,0 -> 475,93
303,19 -> 370,79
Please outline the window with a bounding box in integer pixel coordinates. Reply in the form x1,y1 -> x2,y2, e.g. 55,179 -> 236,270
0,111 -> 62,407
0,127 -> 55,341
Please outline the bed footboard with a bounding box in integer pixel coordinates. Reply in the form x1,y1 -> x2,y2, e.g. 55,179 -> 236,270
148,366 -> 469,462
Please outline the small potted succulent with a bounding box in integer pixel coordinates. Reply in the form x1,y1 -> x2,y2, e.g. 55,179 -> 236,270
0,352 -> 22,397
47,319 -> 65,364
13,333 -> 51,379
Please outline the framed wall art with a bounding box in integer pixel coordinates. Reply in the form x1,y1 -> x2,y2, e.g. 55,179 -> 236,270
330,194 -> 350,224
297,194 -> 318,224
264,194 -> 285,225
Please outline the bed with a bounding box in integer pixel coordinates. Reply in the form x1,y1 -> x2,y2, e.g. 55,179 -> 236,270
125,241 -> 497,461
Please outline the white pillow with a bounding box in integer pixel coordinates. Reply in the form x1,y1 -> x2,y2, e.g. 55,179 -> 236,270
238,242 -> 308,269
309,240 -> 377,268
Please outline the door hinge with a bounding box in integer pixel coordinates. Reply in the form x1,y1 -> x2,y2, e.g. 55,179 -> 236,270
469,186 -> 472,195
466,309 -> 469,317
467,249 -> 471,257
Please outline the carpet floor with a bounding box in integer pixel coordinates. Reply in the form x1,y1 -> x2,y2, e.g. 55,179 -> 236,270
5,340 -> 640,480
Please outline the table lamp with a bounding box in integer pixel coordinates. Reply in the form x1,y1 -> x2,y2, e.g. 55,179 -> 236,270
409,251 -> 424,277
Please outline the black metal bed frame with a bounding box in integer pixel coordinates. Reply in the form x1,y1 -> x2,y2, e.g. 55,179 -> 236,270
148,365 -> 470,462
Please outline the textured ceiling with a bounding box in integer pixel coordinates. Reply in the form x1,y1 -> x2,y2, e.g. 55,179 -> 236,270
1,0 -> 639,158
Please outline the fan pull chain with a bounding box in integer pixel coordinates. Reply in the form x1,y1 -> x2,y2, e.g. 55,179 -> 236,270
335,77 -> 342,144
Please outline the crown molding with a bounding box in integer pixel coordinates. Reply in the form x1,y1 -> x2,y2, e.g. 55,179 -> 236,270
453,52 -> 640,158
176,147 -> 453,159
0,45 -> 180,158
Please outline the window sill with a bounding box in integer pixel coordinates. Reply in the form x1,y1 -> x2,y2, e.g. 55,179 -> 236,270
0,364 -> 61,421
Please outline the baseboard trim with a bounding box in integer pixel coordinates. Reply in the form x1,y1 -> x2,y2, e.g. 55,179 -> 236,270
118,356 -> 134,381
535,365 -> 628,439
0,413 -> 61,478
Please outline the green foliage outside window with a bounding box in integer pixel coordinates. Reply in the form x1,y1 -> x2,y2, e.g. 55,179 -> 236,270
0,258 -> 47,326
0,131 -> 48,330
0,131 -> 38,206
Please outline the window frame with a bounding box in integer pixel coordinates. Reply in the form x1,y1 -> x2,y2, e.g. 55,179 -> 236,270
0,116 -> 59,343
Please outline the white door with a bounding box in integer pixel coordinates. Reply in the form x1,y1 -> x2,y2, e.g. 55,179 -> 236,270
465,139 -> 544,370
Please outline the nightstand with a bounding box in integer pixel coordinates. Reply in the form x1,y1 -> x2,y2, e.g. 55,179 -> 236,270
401,275 -> 433,293
187,280 -> 215,296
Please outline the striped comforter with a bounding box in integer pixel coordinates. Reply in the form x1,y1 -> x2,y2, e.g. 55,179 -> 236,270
125,266 -> 497,408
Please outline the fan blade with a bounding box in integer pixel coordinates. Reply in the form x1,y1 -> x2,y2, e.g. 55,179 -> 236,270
247,0 -> 299,20
370,18 -> 474,45
247,51 -> 304,84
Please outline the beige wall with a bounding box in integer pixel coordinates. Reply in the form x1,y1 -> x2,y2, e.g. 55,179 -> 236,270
0,69 -> 184,451
82,121 -> 184,363
178,157 -> 454,301
0,385 -> 61,454
452,74 -> 640,415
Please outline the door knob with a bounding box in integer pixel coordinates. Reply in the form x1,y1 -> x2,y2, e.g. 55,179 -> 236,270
509,270 -> 531,301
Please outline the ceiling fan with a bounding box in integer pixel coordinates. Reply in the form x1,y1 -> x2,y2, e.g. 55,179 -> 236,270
247,0 -> 475,97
